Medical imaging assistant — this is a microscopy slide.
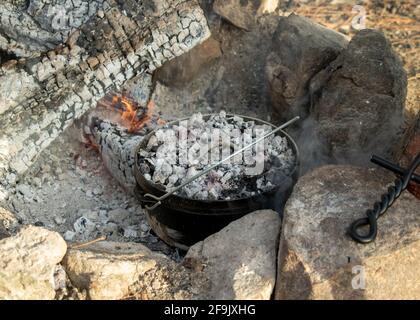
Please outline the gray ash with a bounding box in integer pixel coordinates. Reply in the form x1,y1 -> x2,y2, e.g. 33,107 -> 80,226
137,112 -> 296,200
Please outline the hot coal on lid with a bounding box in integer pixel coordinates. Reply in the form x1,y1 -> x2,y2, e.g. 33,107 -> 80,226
137,112 -> 296,200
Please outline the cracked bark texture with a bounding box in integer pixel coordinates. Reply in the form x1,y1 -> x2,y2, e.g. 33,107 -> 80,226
0,0 -> 210,197
1,0 -> 107,57
87,118 -> 144,193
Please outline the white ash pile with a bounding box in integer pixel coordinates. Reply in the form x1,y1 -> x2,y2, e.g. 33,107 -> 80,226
138,112 -> 296,200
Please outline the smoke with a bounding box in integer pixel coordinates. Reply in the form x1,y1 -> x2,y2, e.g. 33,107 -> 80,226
292,116 -> 331,175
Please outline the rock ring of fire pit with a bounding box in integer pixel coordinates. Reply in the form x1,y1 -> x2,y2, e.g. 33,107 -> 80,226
134,114 -> 299,249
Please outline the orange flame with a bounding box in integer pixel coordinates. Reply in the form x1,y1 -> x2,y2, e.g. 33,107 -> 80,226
111,95 -> 156,133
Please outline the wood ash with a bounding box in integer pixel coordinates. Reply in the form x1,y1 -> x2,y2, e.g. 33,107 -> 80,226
137,112 -> 296,200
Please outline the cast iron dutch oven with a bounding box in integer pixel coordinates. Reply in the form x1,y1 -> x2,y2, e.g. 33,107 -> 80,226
134,114 -> 299,249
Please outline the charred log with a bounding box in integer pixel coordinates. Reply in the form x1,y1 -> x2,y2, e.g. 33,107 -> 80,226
0,0 -> 210,192
86,118 -> 144,193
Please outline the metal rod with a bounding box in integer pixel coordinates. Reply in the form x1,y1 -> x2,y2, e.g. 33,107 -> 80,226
144,116 -> 300,210
371,155 -> 420,184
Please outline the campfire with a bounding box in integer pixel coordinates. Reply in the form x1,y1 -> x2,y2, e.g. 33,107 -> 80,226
0,0 -> 418,301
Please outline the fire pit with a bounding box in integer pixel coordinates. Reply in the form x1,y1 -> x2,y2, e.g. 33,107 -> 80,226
134,113 -> 299,249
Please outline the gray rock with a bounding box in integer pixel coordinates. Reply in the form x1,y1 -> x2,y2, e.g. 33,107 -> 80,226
310,29 -> 407,164
73,217 -> 96,237
266,14 -> 348,120
275,165 -> 420,300
62,241 -> 198,300
213,0 -> 279,30
64,230 -> 76,242
0,225 -> 67,300
54,216 -> 66,225
155,37 -> 222,87
186,210 -> 281,299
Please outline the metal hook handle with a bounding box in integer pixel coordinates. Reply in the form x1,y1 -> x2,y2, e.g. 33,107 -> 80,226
144,193 -> 162,210
349,153 -> 420,244
142,116 -> 300,210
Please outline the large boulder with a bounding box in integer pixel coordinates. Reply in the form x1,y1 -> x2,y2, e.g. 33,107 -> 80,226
155,37 -> 222,88
310,29 -> 407,164
213,0 -> 279,30
186,210 -> 281,300
0,225 -> 67,300
275,165 -> 420,300
266,14 -> 348,120
62,241 -> 203,300
63,241 -> 162,300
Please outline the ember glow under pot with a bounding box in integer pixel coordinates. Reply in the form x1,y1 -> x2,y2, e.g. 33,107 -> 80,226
134,114 -> 299,250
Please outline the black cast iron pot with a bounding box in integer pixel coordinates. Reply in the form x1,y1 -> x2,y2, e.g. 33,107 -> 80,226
134,114 -> 300,250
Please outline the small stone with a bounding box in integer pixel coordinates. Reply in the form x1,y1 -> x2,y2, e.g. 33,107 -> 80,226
92,187 -> 103,196
73,217 -> 96,235
54,216 -> 66,225
64,230 -> 76,241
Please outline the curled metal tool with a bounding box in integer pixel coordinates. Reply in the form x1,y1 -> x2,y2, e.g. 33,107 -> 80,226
349,152 -> 420,244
